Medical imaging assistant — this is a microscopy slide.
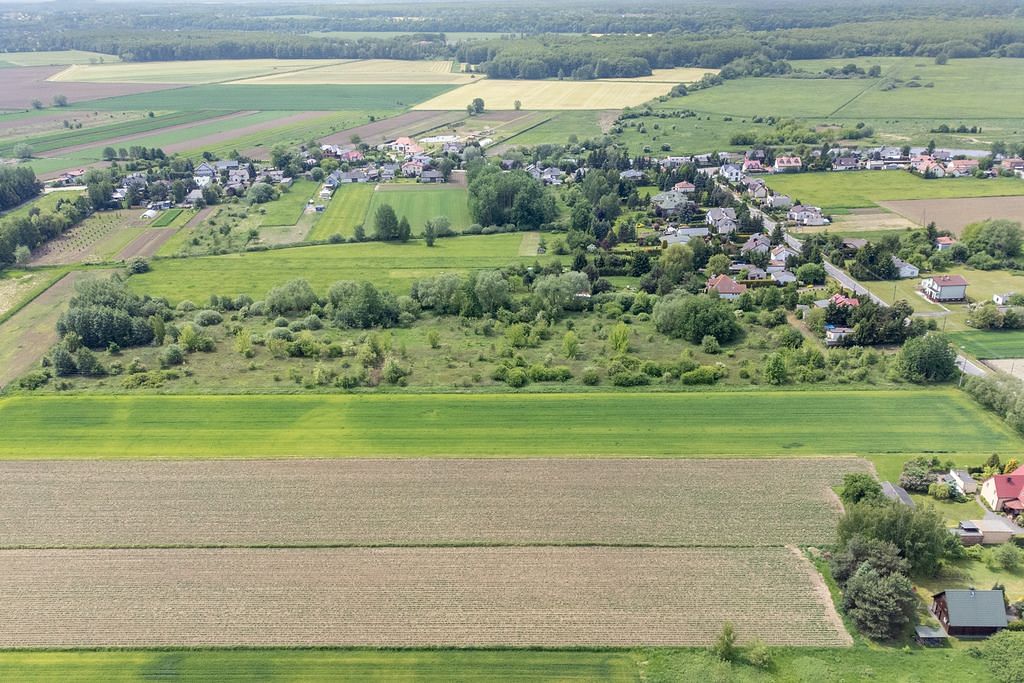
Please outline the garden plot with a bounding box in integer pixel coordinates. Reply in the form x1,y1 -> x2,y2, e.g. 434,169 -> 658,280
0,458 -> 868,548
30,210 -> 151,265
0,546 -> 851,647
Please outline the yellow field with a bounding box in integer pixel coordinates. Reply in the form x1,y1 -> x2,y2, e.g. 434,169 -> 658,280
601,67 -> 720,84
48,59 -> 352,84
230,60 -> 473,85
1,50 -> 120,66
413,79 -> 674,111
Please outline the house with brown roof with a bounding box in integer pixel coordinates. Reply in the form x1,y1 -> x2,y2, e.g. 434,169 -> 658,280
706,274 -> 747,300
935,236 -> 956,251
946,159 -> 979,177
773,156 -> 802,173
922,274 -> 969,301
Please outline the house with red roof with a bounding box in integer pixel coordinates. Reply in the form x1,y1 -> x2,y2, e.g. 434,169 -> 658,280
981,466 -> 1024,514
705,274 -> 747,300
773,156 -> 802,173
922,274 -> 969,301
673,181 -> 696,193
935,236 -> 956,251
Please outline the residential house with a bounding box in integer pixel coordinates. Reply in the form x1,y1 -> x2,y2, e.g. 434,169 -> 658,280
389,136 -> 423,156
932,590 -> 1008,637
892,256 -> 920,279
183,189 -> 204,207
733,265 -> 767,280
911,155 -> 946,177
950,469 -> 979,495
651,190 -> 694,216
773,156 -> 802,173
771,270 -> 796,285
619,169 -> 645,181
946,159 -> 979,177
419,169 -> 445,183
842,237 -> 868,251
981,465 -> 1024,513
969,518 -> 1020,545
228,168 -> 250,185
815,293 -> 860,309
741,233 -> 771,255
660,232 -> 692,246
661,156 -> 693,168
340,150 -> 364,163
706,274 -> 747,300
214,160 -> 240,172
194,162 -> 217,179
922,274 -> 969,301
825,326 -> 853,346
402,160 -> 425,178
787,205 -> 828,226
742,159 -> 767,174
935,236 -> 956,251
719,164 -> 743,182
881,481 -> 915,507
673,181 -> 696,193
379,163 -> 399,181
833,156 -> 860,171
540,167 -> 565,186
766,194 -> 792,209
442,141 -> 465,155
705,207 -> 737,228
878,146 -> 904,161
771,244 -> 799,262
999,158 -> 1024,173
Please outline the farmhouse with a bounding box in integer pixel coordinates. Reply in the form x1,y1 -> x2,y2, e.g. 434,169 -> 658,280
194,162 -> 217,179
932,590 -> 1008,637
824,326 -> 853,346
891,256 -> 920,279
980,465 -> 1024,513
881,481 -> 915,507
419,169 -> 445,183
773,156 -> 802,173
922,275 -> 969,302
935,236 -> 956,251
706,274 -> 747,300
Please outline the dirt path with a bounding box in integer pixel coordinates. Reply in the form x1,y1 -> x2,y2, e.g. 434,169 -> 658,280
0,270 -> 114,389
117,228 -> 177,260
38,111 -> 257,158
320,110 -> 463,146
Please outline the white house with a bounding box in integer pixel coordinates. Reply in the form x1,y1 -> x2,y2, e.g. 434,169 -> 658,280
766,194 -> 792,209
949,469 -> 978,495
935,236 -> 956,251
922,275 -> 969,301
993,292 -> 1016,306
771,244 -> 800,262
719,164 -> 743,182
787,205 -> 829,226
892,256 -> 920,279
825,326 -> 853,346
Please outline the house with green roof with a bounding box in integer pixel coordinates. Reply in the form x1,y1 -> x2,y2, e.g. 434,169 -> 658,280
931,589 -> 1008,637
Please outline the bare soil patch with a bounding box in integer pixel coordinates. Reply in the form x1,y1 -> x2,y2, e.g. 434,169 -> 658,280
0,66 -> 179,110
0,458 -> 868,548
116,228 -> 177,260
880,196 -> 1024,235
320,110 -> 463,146
0,546 -> 851,647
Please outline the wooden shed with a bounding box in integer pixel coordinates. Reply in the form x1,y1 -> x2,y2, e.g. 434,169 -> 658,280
932,589 -> 1008,637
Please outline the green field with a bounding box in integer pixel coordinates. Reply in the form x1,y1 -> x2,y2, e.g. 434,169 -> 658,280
258,180 -> 318,227
128,233 -> 540,301
72,84 -> 455,112
367,185 -> 472,232
501,110 -> 605,146
0,390 -> 1017,459
949,330 -> 1024,359
0,646 -> 993,682
766,171 -> 1024,211
0,111 -> 221,157
309,183 -> 375,240
151,208 -> 183,228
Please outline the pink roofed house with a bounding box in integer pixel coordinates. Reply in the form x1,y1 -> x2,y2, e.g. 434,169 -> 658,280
673,181 -> 696,192
773,156 -> 802,173
982,466 -> 1024,513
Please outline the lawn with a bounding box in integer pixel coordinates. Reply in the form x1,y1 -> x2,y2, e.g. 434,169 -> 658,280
73,84 -> 456,112
501,110 -> 605,146
308,183 -> 375,240
766,171 -> 1024,211
258,180 -> 318,227
150,208 -> 183,228
128,233 -> 539,301
949,329 -> 1024,359
0,647 -> 992,682
413,79 -> 674,111
367,185 -> 472,232
0,390 -> 1017,459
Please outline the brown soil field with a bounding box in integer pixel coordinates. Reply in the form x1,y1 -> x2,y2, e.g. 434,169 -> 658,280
880,196 -> 1024,235
116,227 -> 177,259
0,66 -> 179,110
0,458 -> 868,548
320,109 -> 463,146
0,111 -> 145,139
0,546 -> 851,647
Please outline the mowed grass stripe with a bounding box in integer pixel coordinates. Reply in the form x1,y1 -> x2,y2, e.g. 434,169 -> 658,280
309,183 -> 375,240
367,185 -> 472,232
949,329 -> 1024,360
0,390 -> 1016,459
258,180 -> 318,227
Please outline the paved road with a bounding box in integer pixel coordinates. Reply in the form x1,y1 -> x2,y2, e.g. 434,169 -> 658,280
793,234 -> 987,377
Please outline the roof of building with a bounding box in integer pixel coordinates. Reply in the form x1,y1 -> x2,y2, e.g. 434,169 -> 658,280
973,518 -> 1020,535
986,467 -> 1024,499
881,481 -> 916,507
928,274 -> 969,287
953,469 -> 976,484
707,274 -> 747,295
936,236 -> 956,245
934,590 -> 1008,628
915,625 -> 949,640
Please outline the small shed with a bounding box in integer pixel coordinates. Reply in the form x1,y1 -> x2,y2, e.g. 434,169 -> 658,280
932,589 -> 1008,637
915,624 -> 949,646
950,469 -> 978,495
951,521 -> 984,547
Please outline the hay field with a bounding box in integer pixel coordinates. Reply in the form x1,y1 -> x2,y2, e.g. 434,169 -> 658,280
0,458 -> 868,548
604,67 -> 719,83
49,59 -> 347,84
0,546 -> 850,647
413,79 -> 673,110
1,51 -> 120,67
230,59 -> 473,85
880,195 -> 1024,235
0,390 -> 1017,459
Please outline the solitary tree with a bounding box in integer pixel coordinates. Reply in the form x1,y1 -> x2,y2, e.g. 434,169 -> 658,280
514,99 -> 522,110
30,99 -> 43,110
374,204 -> 399,240
396,216 -> 412,242
52,94 -> 68,107
713,622 -> 737,662
471,97 -> 485,114
13,143 -> 32,159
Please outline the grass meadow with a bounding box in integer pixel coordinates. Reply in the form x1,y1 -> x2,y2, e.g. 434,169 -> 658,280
0,390 -> 1016,459
258,180 -> 318,227
0,646 -> 990,682
308,183 -> 375,240
73,84 -> 455,112
766,171 -> 1024,211
367,185 -> 472,232
128,233 -> 541,301
501,110 -> 605,146
949,329 -> 1024,359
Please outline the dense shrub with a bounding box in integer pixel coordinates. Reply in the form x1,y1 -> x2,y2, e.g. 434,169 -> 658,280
193,309 -> 223,326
